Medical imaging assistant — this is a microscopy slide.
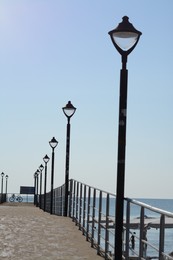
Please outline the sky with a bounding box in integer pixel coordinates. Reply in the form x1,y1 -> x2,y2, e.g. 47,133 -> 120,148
0,1 -> 173,199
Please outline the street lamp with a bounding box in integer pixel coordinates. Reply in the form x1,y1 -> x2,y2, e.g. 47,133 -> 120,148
108,16 -> 142,258
1,172 -> 5,203
39,164 -> 44,209
43,154 -> 50,211
1,172 -> 5,194
49,137 -> 58,214
35,169 -> 40,207
62,101 -> 76,216
34,172 -> 37,205
5,175 -> 9,194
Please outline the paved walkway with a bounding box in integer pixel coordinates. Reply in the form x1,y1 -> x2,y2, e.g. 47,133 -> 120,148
0,203 -> 101,259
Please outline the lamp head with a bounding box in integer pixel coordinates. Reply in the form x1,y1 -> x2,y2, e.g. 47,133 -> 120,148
49,137 -> 58,149
62,101 -> 76,119
43,154 -> 50,164
108,16 -> 142,56
39,164 -> 44,171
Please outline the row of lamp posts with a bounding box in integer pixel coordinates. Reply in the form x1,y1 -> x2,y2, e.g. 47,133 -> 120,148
0,16 -> 141,258
34,101 -> 76,216
33,16 -> 141,258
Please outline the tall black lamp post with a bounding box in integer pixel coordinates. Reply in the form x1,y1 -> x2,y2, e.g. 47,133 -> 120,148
62,101 -> 76,216
35,169 -> 40,207
34,172 -> 37,205
1,172 -> 5,203
5,175 -> 9,194
43,154 -> 50,211
49,137 -> 58,214
108,16 -> 142,258
39,164 -> 44,209
1,172 -> 5,194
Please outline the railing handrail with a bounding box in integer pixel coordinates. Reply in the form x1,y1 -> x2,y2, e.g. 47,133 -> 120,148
126,197 -> 173,217
70,179 -> 117,197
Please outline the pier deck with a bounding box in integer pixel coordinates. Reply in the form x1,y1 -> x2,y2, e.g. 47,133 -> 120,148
0,203 -> 101,259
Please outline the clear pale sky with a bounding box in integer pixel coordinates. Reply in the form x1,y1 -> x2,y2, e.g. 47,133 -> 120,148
0,1 -> 173,198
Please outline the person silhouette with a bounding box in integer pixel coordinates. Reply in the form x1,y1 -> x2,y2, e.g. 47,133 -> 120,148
130,232 -> 136,249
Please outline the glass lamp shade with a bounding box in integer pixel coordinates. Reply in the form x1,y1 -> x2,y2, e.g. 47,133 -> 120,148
49,137 -> 58,149
108,16 -> 142,55
62,101 -> 76,118
5,175 -> 9,179
39,164 -> 44,171
1,172 -> 5,177
43,154 -> 50,164
112,31 -> 139,51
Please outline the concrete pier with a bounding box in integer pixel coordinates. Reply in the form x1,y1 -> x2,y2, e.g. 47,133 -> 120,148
0,204 -> 101,259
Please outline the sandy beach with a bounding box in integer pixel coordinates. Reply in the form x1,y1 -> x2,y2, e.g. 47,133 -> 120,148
0,204 -> 101,259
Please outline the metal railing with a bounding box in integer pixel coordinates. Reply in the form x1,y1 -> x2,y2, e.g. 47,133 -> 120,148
124,199 -> 173,260
38,179 -> 173,260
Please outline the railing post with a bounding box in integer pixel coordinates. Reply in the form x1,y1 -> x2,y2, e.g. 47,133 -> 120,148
79,183 -> 83,230
60,186 -> 63,216
75,182 -> 79,225
54,189 -> 56,214
56,188 -> 59,215
97,190 -> 102,255
86,186 -> 91,241
105,193 -> 110,259
62,184 -> 65,215
59,186 -> 62,216
83,185 -> 87,235
72,181 -> 76,221
91,188 -> 96,248
53,189 -> 55,214
69,179 -> 73,218
159,214 -> 165,260
125,199 -> 130,259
